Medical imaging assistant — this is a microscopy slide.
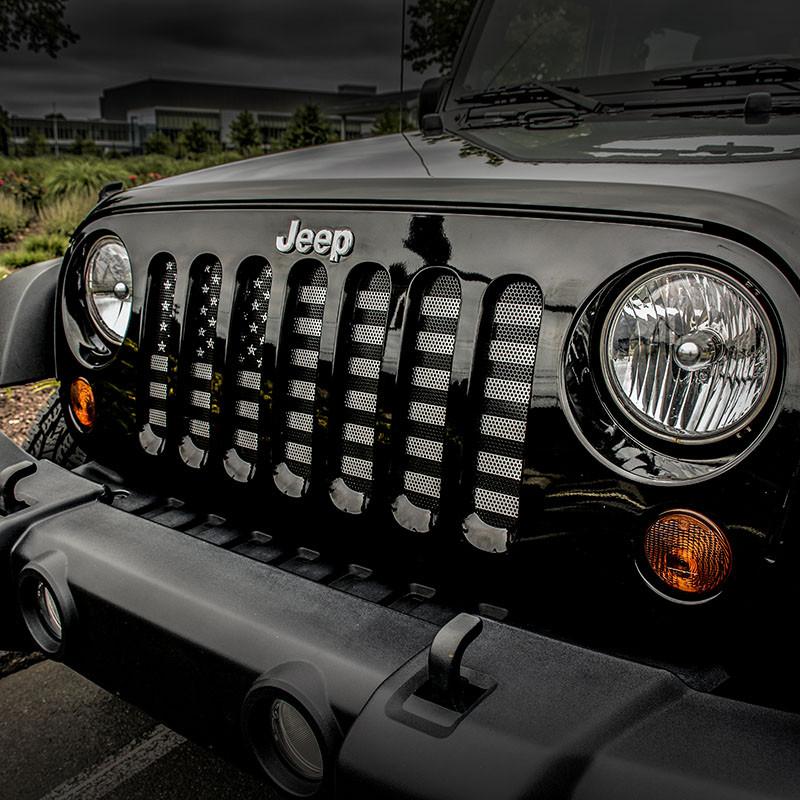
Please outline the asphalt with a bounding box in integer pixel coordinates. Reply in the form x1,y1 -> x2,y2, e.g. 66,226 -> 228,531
0,656 -> 283,800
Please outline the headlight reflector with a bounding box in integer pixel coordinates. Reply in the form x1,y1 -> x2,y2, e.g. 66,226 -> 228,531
604,267 -> 775,442
84,236 -> 133,344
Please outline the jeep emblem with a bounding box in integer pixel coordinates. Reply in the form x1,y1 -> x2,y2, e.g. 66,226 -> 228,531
276,219 -> 354,263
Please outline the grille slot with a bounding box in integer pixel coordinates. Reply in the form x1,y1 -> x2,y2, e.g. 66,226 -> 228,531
139,255 -> 177,456
224,259 -> 273,482
330,267 -> 391,513
275,262 -> 327,497
463,279 -> 543,551
392,271 -> 461,533
179,256 -> 223,469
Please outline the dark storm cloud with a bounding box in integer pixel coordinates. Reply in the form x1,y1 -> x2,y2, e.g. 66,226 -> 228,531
0,0 -> 406,117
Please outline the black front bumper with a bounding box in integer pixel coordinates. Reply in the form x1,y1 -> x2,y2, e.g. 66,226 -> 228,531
2,431 -> 799,800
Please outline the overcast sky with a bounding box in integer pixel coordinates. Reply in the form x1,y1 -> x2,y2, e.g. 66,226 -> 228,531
0,0 -> 410,118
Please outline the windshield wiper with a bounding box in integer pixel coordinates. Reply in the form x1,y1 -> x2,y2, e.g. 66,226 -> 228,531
456,80 -> 606,113
654,59 -> 800,89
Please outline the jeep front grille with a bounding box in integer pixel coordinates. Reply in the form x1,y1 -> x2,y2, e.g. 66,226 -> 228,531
139,257 -> 543,546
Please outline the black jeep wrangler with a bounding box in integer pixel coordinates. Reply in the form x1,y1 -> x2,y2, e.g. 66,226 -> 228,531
2,1 -> 800,797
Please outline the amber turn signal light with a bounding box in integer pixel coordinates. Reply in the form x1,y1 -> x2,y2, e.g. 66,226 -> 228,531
643,510 -> 732,598
70,377 -> 96,429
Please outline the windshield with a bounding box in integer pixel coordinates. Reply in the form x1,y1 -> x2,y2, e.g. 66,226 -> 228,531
451,0 -> 800,100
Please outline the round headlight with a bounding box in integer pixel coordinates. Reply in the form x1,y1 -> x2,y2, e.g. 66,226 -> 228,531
603,266 -> 776,443
84,236 -> 133,345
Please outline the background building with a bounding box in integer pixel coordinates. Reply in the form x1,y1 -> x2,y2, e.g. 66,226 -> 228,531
8,78 -> 416,154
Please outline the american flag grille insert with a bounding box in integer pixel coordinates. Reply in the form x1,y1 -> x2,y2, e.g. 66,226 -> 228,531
228,260 -> 272,464
277,262 -> 327,486
336,267 -> 391,497
142,256 -> 177,442
396,272 -> 461,526
180,257 -> 223,458
467,279 -> 543,530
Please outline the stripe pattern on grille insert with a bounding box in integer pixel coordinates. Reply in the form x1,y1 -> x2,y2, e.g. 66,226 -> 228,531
393,272 -> 461,533
275,263 -> 327,497
140,256 -> 177,456
178,258 -> 223,469
463,280 -> 543,552
330,268 -> 391,512
224,261 -> 272,482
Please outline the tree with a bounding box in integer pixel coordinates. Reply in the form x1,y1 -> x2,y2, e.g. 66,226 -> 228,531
228,110 -> 261,155
279,105 -> 335,151
371,109 -> 412,136
70,136 -> 100,156
0,0 -> 78,56
22,129 -> 47,156
176,121 -> 217,156
144,130 -> 174,156
0,106 -> 10,156
404,0 -> 476,75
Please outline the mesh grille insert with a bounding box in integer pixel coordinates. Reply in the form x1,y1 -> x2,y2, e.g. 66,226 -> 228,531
467,279 -> 543,531
141,256 -> 177,450
277,263 -> 327,488
394,272 -> 461,530
335,267 -> 391,501
180,257 -> 223,464
228,261 -> 272,468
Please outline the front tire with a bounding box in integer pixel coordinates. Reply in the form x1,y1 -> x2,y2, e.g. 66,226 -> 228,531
24,394 -> 87,469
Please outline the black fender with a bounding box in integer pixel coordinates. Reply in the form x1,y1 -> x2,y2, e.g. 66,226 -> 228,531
0,259 -> 60,388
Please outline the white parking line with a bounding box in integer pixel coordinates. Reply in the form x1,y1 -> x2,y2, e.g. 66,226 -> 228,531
39,725 -> 185,800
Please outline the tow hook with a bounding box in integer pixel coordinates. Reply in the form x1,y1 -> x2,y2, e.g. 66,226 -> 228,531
425,613 -> 485,712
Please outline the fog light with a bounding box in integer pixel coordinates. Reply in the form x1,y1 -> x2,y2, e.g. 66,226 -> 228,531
70,377 -> 96,429
271,699 -> 324,782
35,581 -> 63,640
642,510 -> 732,600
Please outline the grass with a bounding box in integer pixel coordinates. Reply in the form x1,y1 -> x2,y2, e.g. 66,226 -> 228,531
38,192 -> 95,236
0,194 -> 31,241
0,233 -> 70,269
43,159 -> 131,199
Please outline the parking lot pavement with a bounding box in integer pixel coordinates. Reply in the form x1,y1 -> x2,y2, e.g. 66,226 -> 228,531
0,658 -> 281,800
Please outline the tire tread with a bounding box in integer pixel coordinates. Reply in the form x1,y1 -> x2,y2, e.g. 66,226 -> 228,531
23,394 -> 87,470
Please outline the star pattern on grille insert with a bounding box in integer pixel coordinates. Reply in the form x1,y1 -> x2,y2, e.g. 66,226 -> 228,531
230,263 -> 273,462
236,266 -> 272,373
145,259 -> 177,437
183,259 -> 223,452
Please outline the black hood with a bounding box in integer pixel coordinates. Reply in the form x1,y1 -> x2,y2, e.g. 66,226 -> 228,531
103,115 -> 800,265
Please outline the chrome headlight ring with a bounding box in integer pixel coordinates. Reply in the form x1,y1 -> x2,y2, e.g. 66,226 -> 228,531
83,235 -> 133,346
600,264 -> 777,445
561,258 -> 782,485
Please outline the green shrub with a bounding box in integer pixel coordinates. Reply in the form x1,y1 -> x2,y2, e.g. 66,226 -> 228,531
0,232 -> 69,269
38,192 -> 95,236
0,194 -> 31,241
44,159 -> 129,200
20,233 -> 70,255
1,163 -> 46,206
122,154 -> 177,176
143,131 -> 174,156
0,247 -> 56,269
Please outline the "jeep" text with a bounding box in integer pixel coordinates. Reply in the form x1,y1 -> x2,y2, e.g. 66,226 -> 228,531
276,219 -> 355,263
